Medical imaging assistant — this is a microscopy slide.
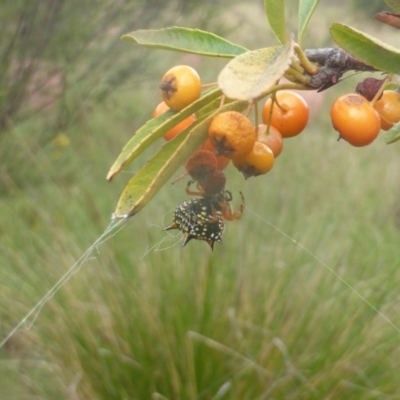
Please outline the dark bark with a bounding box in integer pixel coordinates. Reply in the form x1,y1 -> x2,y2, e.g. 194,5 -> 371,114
304,48 -> 377,91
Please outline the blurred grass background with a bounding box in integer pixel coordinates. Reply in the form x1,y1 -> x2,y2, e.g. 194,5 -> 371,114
1,0 -> 400,399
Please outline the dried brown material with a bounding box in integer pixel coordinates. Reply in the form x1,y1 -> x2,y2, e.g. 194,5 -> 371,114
198,170 -> 226,196
355,77 -> 386,101
304,48 -> 376,91
184,149 -> 217,182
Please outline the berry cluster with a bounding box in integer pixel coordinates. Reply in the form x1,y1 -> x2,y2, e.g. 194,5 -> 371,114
155,66 -> 311,180
154,65 -> 399,248
155,65 -> 312,248
330,77 -> 400,147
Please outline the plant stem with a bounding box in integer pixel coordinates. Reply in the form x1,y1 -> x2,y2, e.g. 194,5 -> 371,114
253,99 -> 259,130
370,74 -> 393,106
295,44 -> 319,75
202,82 -> 217,89
285,68 -> 312,85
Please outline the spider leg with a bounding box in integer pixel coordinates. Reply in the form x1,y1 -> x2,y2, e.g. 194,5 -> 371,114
186,180 -> 204,197
224,190 -> 233,202
232,191 -> 245,220
220,191 -> 245,221
220,204 -> 234,221
171,170 -> 189,185
207,202 -> 220,223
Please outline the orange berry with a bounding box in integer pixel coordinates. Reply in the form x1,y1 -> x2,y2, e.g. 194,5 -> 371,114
373,90 -> 400,131
160,65 -> 202,111
330,94 -> 381,147
153,101 -> 171,118
153,101 -> 196,141
233,142 -> 274,179
202,139 -> 230,170
257,124 -> 283,158
208,111 -> 256,159
262,90 -> 309,138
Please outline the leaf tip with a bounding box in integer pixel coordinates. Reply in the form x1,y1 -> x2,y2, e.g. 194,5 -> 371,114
106,170 -> 116,181
120,34 -> 132,42
112,212 -> 131,220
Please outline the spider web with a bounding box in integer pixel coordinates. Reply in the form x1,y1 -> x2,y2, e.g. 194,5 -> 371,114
0,218 -> 126,349
1,201 -> 400,350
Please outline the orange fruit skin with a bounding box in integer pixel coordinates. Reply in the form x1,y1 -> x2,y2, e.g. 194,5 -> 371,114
330,94 -> 381,147
257,124 -> 283,158
160,65 -> 202,111
233,142 -> 274,179
373,90 -> 400,131
208,111 -> 256,159
262,91 -> 309,138
153,101 -> 196,141
153,101 -> 170,117
202,139 -> 230,170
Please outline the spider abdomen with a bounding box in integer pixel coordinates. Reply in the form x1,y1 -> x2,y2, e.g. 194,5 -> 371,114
166,197 -> 224,250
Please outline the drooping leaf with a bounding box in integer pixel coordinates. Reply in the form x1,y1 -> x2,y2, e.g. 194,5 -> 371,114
385,123 -> 400,144
113,120 -> 198,219
384,0 -> 400,13
121,27 -> 248,58
113,100 -> 248,219
106,87 -> 222,181
298,0 -> 321,44
264,0 -> 286,44
218,37 -> 295,101
330,23 -> 400,74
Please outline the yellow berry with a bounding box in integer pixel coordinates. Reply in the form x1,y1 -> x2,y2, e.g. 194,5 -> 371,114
233,142 -> 274,179
160,65 -> 202,111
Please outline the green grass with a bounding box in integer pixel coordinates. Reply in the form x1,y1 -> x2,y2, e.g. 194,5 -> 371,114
1,79 -> 400,399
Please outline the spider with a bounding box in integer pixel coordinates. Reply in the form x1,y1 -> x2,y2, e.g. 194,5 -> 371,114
165,180 -> 245,250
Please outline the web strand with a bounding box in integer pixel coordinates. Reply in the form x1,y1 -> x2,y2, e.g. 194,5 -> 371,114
2,204 -> 399,349
245,206 -> 400,335
0,218 -> 127,349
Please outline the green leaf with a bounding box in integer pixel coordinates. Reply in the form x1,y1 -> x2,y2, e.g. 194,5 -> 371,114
113,119 -> 198,219
106,88 -> 222,181
330,23 -> 400,74
121,27 -> 248,58
385,123 -> 400,144
113,100 -> 248,218
218,37 -> 295,101
264,0 -> 286,44
384,0 -> 400,12
384,82 -> 399,91
298,0 -> 321,45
